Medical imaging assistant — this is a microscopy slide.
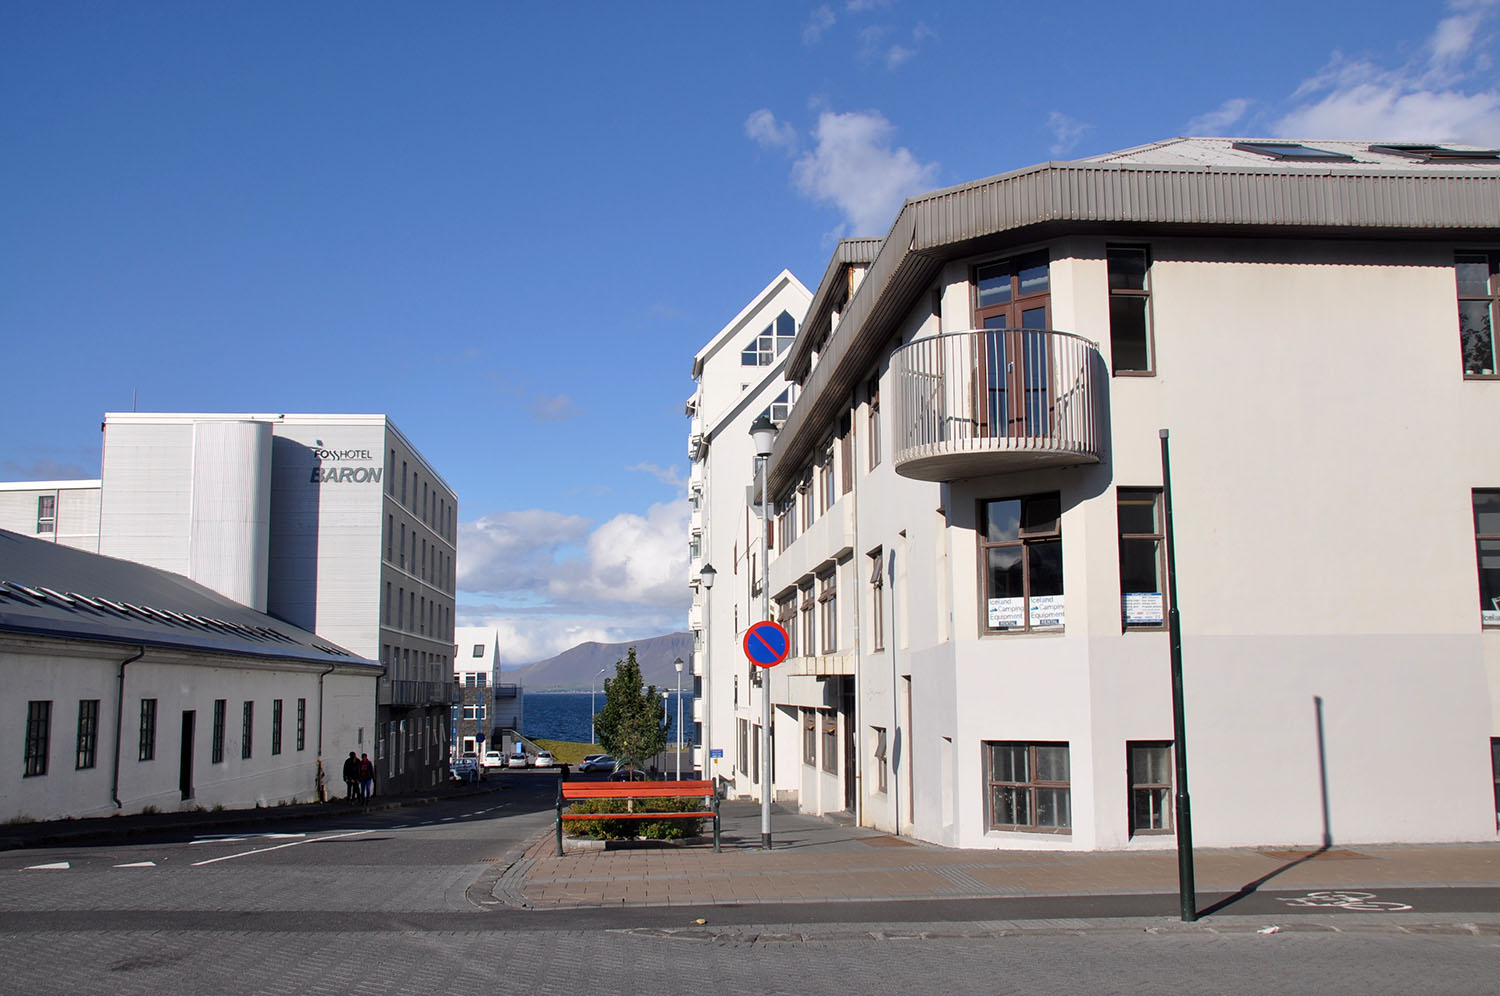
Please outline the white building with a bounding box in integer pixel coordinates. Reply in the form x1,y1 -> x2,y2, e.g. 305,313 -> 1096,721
686,269 -> 812,791
700,138 -> 1500,850
0,479 -> 102,551
0,527 -> 379,822
0,412 -> 459,794
452,626 -> 522,756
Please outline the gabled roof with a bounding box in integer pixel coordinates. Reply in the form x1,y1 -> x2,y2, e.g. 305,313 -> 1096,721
0,528 -> 375,668
690,270 -> 811,379
768,136 -> 1500,497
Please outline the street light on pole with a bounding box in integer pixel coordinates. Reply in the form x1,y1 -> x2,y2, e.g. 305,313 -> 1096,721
749,413 -> 776,849
590,667 -> 606,746
698,563 -> 716,788
674,657 -> 684,780
1160,428 -> 1197,922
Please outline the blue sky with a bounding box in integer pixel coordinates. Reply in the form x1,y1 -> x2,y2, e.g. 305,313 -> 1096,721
4,1 -> 1498,661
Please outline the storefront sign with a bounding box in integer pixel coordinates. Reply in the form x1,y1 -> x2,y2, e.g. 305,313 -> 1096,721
1124,592 -> 1164,625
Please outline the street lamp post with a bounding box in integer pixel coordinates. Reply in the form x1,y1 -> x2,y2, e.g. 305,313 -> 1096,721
1160,428 -> 1197,922
749,414 -> 776,849
699,563 -> 716,789
590,667 -> 606,746
674,657 -> 684,780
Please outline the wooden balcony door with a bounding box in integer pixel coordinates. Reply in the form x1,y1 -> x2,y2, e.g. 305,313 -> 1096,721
974,255 -> 1051,438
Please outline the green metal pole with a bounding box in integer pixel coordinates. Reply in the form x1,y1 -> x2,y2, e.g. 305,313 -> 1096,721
1160,428 -> 1197,922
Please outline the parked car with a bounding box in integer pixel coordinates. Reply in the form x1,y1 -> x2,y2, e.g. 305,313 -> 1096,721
579,755 -> 616,773
450,757 -> 479,782
531,750 -> 556,768
481,751 -> 504,771
506,753 -> 530,768
580,754 -> 606,766
609,767 -> 652,781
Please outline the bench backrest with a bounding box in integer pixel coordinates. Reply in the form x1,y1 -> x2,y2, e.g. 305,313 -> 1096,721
561,779 -> 715,801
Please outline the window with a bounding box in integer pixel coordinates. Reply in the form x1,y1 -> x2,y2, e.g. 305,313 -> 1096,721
1232,141 -> 1354,162
472,644 -> 485,657
384,582 -> 391,625
974,253 -> 1049,329
296,698 -> 306,751
821,712 -> 838,775
740,310 -> 796,365
212,699 -> 225,763
777,497 -> 796,549
799,469 -> 814,529
839,413 -> 853,495
1118,489 -> 1167,628
386,513 -> 393,561
1457,252 -> 1498,377
1129,742 -> 1173,836
819,439 -> 836,512
1108,246 -> 1153,373
1476,490 -> 1500,627
25,701 -> 50,776
1492,739 -> 1500,830
800,583 -> 816,656
778,594 -> 797,657
974,256 -> 1052,439
760,387 -> 795,426
869,549 -> 885,652
802,709 -> 817,766
872,727 -> 888,793
399,523 -> 406,568
1371,144 -> 1500,163
76,699 -> 99,769
738,718 -> 749,775
271,699 -> 283,755
36,495 -> 55,534
985,741 -> 1071,832
980,493 -> 1064,632
138,698 -> 157,762
818,570 -> 837,654
867,377 -> 881,469
241,701 -> 254,759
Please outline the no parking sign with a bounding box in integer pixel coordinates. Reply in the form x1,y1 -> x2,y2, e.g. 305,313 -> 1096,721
742,620 -> 789,668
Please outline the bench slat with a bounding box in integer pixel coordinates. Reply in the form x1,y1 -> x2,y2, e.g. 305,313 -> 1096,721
560,812 -> 715,821
561,781 -> 714,800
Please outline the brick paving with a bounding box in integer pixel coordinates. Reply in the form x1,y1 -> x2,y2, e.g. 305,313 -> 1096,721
500,799 -> 1500,909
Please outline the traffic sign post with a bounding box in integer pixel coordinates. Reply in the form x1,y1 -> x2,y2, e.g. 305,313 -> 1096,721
743,620 -> 790,668
743,619 -> 787,848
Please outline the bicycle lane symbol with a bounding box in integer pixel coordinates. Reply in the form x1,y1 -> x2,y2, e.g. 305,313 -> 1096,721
1277,890 -> 1413,912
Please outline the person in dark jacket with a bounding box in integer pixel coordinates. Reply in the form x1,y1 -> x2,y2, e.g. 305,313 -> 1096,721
359,753 -> 374,802
342,751 -> 360,800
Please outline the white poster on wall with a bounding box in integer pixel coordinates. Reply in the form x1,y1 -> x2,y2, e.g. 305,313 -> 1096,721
1483,607 -> 1500,627
1029,594 -> 1065,628
988,597 -> 1024,629
1123,592 -> 1164,625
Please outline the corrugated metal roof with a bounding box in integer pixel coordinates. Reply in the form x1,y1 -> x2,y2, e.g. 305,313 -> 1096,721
767,139 -> 1500,497
786,239 -> 883,381
0,528 -> 376,668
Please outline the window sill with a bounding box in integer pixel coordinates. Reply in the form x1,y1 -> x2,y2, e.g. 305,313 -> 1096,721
1463,373 -> 1499,380
986,825 -> 1072,836
1111,370 -> 1157,378
980,628 -> 1067,638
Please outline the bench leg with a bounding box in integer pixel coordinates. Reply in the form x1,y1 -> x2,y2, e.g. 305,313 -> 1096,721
713,812 -> 720,853
556,813 -> 563,856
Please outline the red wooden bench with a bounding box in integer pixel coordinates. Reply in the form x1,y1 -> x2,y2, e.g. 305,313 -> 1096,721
555,779 -> 720,855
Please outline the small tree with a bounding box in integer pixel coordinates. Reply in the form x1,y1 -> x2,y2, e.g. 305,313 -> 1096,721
593,648 -> 667,773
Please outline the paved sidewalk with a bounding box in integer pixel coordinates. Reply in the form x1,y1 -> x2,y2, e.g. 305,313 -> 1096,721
498,800 -> 1500,910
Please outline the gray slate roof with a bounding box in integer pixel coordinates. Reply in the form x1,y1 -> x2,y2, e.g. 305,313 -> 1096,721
0,528 -> 376,668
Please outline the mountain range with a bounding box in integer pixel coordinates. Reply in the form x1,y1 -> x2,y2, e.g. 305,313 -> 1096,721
503,632 -> 694,691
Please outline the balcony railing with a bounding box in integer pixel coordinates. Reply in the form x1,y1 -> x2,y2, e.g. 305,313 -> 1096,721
378,679 -> 458,707
890,329 -> 1104,482
493,683 -> 519,699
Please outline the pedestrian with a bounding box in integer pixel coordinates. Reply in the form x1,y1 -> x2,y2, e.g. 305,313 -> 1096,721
342,751 -> 359,801
359,753 -> 374,802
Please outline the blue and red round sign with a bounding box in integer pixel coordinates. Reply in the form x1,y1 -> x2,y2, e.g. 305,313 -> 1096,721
742,620 -> 790,668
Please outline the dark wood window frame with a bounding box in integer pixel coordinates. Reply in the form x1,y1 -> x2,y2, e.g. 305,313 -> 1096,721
75,699 -> 99,770
296,698 -> 307,752
777,594 -> 798,657
271,698 -> 284,756
138,697 -> 157,762
866,377 -> 881,470
869,548 -> 885,652
972,253 -> 1054,439
802,708 -> 817,766
1127,741 -> 1174,837
1476,489 -> 1500,628
979,493 -> 1064,634
1118,488 -> 1169,630
1107,244 -> 1155,375
818,570 -> 838,654
36,494 -> 56,534
800,583 -> 816,657
984,740 -> 1072,833
821,710 -> 838,775
25,700 -> 51,777
212,699 -> 226,764
241,701 -> 254,760
1491,738 -> 1500,830
1458,251 -> 1499,378
819,439 -> 836,513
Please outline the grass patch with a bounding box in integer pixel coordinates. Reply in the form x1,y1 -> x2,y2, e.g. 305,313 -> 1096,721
532,739 -> 599,765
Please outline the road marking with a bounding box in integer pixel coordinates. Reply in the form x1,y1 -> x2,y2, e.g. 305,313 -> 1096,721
114,861 -> 156,868
23,862 -> 69,870
1278,890 -> 1414,912
190,829 -> 373,866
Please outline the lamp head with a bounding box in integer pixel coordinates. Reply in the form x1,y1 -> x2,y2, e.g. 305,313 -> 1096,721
748,415 -> 776,457
699,563 -> 716,589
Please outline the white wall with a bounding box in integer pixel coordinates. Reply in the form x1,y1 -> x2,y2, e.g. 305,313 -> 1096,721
0,483 -> 101,552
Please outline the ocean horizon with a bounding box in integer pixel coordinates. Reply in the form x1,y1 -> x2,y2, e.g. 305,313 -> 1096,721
522,691 -> 688,745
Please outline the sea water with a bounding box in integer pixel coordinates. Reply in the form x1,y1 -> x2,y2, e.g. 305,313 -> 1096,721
523,691 -> 688,744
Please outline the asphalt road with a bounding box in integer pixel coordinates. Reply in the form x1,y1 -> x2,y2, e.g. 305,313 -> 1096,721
3,773 -> 1497,995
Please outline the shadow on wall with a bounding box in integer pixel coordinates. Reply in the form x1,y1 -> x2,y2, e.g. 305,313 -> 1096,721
266,436 -> 321,633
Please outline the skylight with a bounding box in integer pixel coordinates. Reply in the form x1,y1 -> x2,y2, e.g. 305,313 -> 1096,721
1232,141 -> 1354,162
1369,144 -> 1500,163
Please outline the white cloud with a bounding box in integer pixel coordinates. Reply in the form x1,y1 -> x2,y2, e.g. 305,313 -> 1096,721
789,109 -> 939,235
803,5 -> 836,45
528,393 -> 582,422
627,462 -> 687,489
1045,111 -> 1091,158
885,44 -> 914,69
456,499 -> 692,664
1274,2 -> 1500,144
745,108 -> 798,151
1185,97 -> 1254,136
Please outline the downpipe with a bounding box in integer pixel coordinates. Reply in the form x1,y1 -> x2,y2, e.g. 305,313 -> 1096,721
111,645 -> 146,808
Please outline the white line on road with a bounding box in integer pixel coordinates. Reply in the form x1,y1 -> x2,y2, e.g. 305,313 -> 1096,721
190,829 -> 373,866
114,861 -> 156,868
23,862 -> 69,870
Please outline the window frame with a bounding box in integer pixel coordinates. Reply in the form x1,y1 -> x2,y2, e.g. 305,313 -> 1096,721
820,710 -> 838,775
271,698 -> 283,756
818,569 -> 838,654
296,698 -> 307,752
1118,488 -> 1168,630
799,583 -> 816,657
872,726 -> 888,794
76,699 -> 99,770
866,377 -> 881,470
1457,251 -> 1499,378
36,494 -> 56,534
984,740 -> 1072,834
1232,141 -> 1354,162
212,699 -> 226,764
1475,489 -> 1500,628
138,697 -> 157,762
802,708 -> 817,766
978,493 -> 1065,634
1127,741 -> 1174,837
1107,244 -> 1155,375
241,701 -> 254,760
869,549 -> 885,652
972,252 -> 1051,329
25,700 -> 51,777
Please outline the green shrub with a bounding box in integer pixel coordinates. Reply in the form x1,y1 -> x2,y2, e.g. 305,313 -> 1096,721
563,794 -> 705,841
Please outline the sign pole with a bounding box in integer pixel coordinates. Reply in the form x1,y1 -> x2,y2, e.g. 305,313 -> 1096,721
1161,428 -> 1197,922
758,452 -> 773,849
742,620 -> 790,849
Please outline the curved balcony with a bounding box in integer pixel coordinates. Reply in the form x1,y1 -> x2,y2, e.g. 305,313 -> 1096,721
890,329 -> 1104,482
